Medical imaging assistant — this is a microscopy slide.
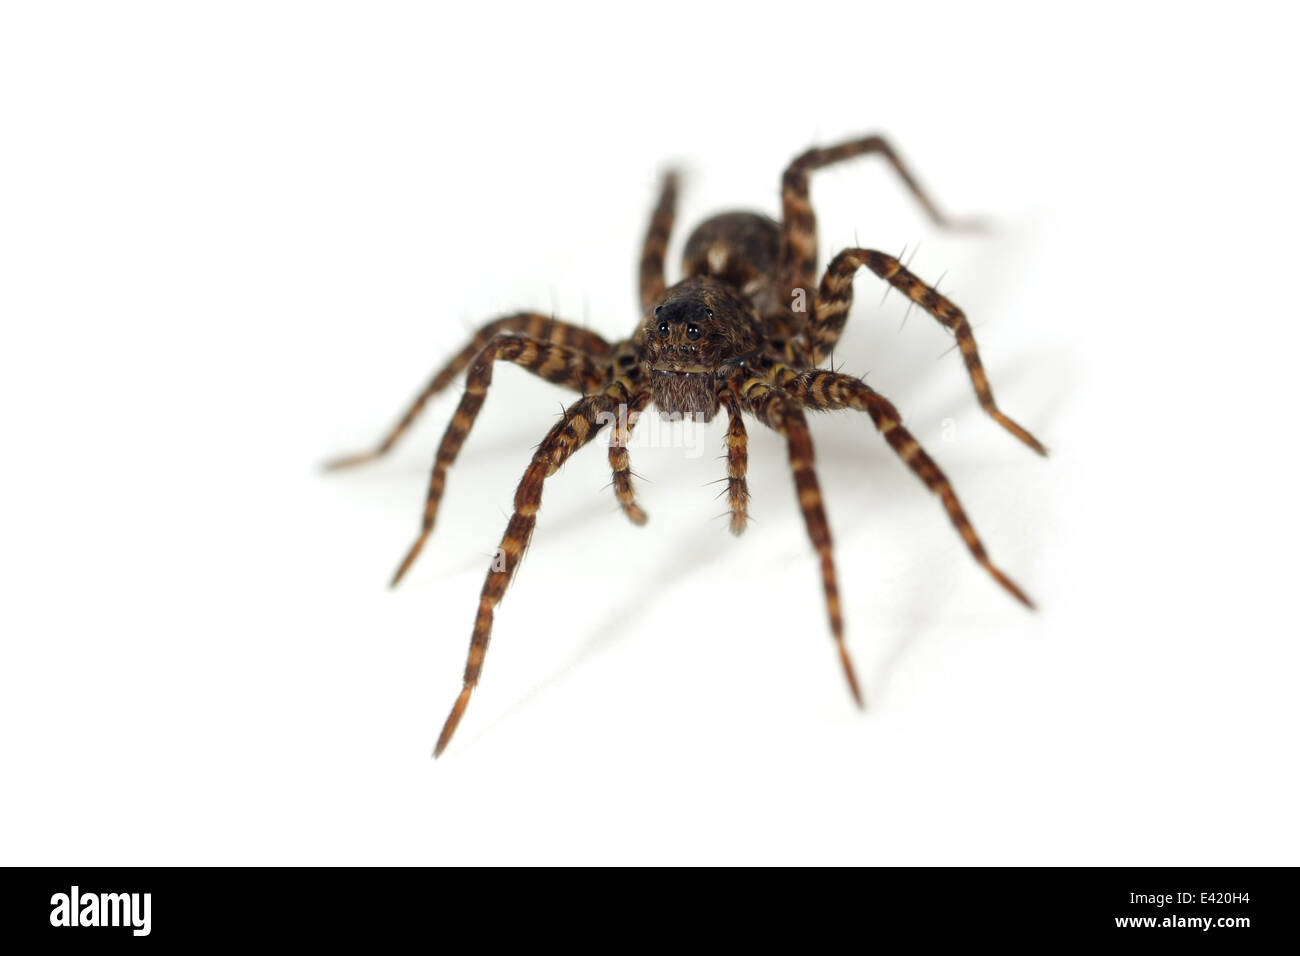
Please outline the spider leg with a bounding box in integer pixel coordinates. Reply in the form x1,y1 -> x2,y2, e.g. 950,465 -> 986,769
639,171 -> 679,312
791,369 -> 1034,608
737,376 -> 863,707
813,248 -> 1046,455
720,387 -> 750,536
434,390 -> 625,757
779,134 -> 962,303
609,390 -> 652,525
324,313 -> 613,470
390,335 -> 609,587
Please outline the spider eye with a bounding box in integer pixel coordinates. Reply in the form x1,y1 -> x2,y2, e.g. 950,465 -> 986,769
686,323 -> 702,341
657,320 -> 670,338
654,305 -> 663,317
704,308 -> 714,319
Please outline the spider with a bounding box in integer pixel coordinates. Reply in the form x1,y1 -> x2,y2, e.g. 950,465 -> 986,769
326,133 -> 1046,757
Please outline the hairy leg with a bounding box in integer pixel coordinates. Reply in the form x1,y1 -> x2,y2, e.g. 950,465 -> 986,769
720,388 -> 750,536
324,313 -> 613,470
434,389 -> 632,757
639,171 -> 679,312
738,376 -> 863,707
813,248 -> 1045,455
391,335 -> 609,587
792,369 -> 1034,607
779,134 -> 962,302
608,390 -> 652,525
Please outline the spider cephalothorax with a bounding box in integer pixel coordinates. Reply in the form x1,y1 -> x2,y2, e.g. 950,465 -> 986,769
637,276 -> 764,422
327,133 -> 1046,756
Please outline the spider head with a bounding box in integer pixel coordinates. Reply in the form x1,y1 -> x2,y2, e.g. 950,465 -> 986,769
637,277 -> 763,422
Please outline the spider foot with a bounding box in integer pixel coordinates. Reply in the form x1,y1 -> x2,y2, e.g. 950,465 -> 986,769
321,450 -> 381,472
433,686 -> 474,758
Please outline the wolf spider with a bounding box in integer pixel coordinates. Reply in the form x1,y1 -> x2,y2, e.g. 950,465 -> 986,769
327,134 -> 1045,757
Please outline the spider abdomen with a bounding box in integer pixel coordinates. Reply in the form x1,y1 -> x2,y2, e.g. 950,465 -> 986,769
682,212 -> 800,338
682,211 -> 780,283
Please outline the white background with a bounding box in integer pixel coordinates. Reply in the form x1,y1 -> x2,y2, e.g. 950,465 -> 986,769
2,1 -> 1297,865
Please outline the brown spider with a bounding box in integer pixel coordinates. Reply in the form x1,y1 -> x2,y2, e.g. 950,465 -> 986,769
326,134 -> 1046,757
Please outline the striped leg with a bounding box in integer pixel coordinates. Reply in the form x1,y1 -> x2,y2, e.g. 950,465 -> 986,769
609,390 -> 652,525
721,390 -> 750,536
739,377 -> 863,708
324,313 -> 613,470
434,390 -> 629,757
780,134 -> 959,302
792,369 -> 1034,608
814,248 -> 1046,455
390,335 -> 608,587
639,171 -> 679,312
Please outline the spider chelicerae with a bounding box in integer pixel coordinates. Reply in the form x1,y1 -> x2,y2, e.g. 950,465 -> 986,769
326,133 -> 1046,756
